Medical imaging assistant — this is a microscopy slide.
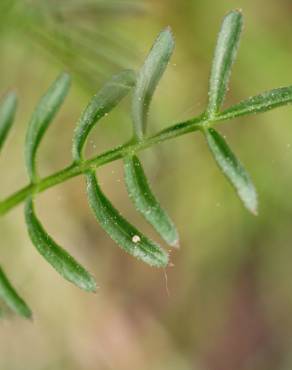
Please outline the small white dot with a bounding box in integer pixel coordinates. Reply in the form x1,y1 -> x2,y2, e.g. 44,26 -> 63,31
132,235 -> 141,243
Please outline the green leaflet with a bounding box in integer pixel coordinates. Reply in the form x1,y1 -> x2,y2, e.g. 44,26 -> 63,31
25,73 -> 71,182
207,10 -> 243,117
204,128 -> 257,214
85,171 -> 168,268
132,28 -> 175,139
218,86 -> 292,120
24,198 -> 96,292
0,266 -> 32,319
124,155 -> 179,247
72,69 -> 136,162
0,92 -> 17,151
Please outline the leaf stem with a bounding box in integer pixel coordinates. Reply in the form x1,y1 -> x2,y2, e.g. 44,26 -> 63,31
0,115 -> 206,216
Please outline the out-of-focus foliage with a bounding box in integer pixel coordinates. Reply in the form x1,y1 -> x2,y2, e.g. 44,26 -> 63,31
1,0 -> 292,370
0,0 -> 144,91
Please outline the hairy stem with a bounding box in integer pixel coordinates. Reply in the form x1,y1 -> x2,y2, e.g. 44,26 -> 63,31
0,111 -> 237,216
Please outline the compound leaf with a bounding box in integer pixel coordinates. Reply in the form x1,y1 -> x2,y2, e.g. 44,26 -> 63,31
0,92 -> 17,151
72,69 -> 136,162
207,10 -> 243,117
124,155 -> 179,247
86,171 -> 168,268
25,73 -> 71,182
24,198 -> 96,292
132,28 -> 174,139
204,128 -> 257,214
0,266 -> 32,319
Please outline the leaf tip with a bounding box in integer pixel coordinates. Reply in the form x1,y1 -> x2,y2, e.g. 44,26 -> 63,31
171,238 -> 180,249
70,269 -> 97,293
163,25 -> 174,36
57,72 -> 72,91
0,90 -> 18,112
84,276 -> 98,293
225,9 -> 243,19
243,189 -> 258,216
157,253 -> 169,268
6,90 -> 17,101
19,303 -> 33,320
167,230 -> 180,249
160,26 -> 175,47
249,203 -> 258,216
26,311 -> 34,321
61,71 -> 71,81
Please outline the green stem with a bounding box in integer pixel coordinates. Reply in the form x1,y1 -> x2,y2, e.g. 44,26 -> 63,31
0,114 -> 212,216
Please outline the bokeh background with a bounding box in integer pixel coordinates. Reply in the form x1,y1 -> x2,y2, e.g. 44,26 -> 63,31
1,0 -> 292,369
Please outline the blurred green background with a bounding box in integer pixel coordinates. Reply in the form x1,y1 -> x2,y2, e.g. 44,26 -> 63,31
1,0 -> 292,369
